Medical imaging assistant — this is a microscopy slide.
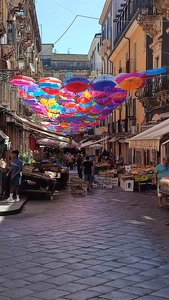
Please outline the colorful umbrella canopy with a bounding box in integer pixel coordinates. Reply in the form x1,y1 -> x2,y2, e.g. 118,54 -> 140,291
10,68 -> 166,136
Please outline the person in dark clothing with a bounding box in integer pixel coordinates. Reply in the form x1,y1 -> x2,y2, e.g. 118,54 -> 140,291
82,156 -> 93,191
76,154 -> 83,179
6,150 -> 22,202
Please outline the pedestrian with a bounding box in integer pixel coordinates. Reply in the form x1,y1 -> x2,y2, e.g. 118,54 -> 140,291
82,156 -> 93,191
76,153 -> 83,179
69,154 -> 74,170
90,156 -> 96,188
154,156 -> 169,206
6,150 -> 23,202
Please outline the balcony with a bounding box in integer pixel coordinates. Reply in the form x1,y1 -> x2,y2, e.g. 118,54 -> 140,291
136,74 -> 169,108
114,0 -> 157,46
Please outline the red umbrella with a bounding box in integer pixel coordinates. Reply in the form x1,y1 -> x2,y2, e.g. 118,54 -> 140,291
38,77 -> 62,85
64,77 -> 90,93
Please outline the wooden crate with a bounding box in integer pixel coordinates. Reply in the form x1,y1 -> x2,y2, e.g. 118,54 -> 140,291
70,177 -> 85,196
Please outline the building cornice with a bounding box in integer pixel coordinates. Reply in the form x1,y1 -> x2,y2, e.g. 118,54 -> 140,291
99,0 -> 111,25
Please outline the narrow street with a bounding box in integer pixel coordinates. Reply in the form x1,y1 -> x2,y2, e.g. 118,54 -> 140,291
0,186 -> 169,299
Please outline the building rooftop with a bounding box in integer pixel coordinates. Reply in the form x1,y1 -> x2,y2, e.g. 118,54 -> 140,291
51,53 -> 89,62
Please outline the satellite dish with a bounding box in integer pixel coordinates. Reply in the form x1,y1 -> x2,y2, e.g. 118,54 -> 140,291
29,62 -> 35,73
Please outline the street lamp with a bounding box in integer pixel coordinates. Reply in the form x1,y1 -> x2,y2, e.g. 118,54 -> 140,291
17,55 -> 25,71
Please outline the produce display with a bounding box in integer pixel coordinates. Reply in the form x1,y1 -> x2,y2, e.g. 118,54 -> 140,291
128,165 -> 155,182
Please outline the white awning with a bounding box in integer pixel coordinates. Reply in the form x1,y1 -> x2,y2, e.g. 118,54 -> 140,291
109,137 -> 118,143
36,138 -> 78,148
129,119 -> 169,151
119,139 -> 128,144
80,137 -> 108,148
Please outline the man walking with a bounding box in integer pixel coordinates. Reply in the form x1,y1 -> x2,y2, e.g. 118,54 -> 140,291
154,156 -> 169,206
82,156 -> 93,191
6,150 -> 22,202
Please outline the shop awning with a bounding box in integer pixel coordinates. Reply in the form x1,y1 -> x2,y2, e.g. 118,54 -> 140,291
129,119 -> 169,151
119,139 -> 128,144
36,138 -> 78,148
80,137 -> 108,148
14,116 -> 69,142
109,137 -> 119,143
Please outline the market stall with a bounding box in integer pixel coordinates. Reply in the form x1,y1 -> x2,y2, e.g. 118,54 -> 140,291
120,165 -> 155,191
21,161 -> 69,199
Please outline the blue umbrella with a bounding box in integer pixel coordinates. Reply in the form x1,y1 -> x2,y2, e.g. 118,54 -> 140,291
92,81 -> 116,92
141,67 -> 167,78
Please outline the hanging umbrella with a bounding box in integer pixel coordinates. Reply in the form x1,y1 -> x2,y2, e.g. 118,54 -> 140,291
40,98 -> 57,107
116,72 -> 142,84
91,74 -> 116,92
18,90 -> 33,99
64,77 -> 90,93
88,90 -> 106,98
10,78 -> 35,86
24,99 -> 38,105
38,77 -> 62,84
94,95 -> 112,106
41,88 -> 62,95
76,96 -> 92,104
28,89 -> 48,97
111,88 -> 127,100
119,77 -> 143,91
92,74 -> 115,82
92,80 -> 116,92
11,75 -> 35,83
141,67 -> 167,78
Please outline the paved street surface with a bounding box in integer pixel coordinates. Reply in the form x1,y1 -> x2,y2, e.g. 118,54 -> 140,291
0,185 -> 169,300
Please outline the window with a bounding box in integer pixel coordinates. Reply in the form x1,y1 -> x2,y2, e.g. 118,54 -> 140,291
155,57 -> 159,68
65,72 -> 73,80
133,42 -> 137,72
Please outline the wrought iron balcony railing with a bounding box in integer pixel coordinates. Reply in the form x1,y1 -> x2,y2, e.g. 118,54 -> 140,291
114,0 -> 157,47
138,73 -> 169,99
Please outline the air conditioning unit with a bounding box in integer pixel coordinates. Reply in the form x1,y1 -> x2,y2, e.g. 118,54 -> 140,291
131,125 -> 137,134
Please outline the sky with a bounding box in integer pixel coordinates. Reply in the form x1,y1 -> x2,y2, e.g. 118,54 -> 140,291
36,0 -> 106,54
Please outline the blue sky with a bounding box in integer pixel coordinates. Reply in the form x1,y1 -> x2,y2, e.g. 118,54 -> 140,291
36,0 -> 105,54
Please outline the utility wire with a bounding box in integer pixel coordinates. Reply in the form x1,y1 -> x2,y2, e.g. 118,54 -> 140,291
50,0 -> 77,15
40,14 -> 100,55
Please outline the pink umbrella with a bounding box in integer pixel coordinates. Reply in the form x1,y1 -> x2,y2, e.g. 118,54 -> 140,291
116,72 -> 143,84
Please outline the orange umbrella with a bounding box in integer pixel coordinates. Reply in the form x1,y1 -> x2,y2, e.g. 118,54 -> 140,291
119,77 -> 143,91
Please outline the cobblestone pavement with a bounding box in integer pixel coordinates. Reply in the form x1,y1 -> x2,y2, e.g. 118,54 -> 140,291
0,186 -> 169,299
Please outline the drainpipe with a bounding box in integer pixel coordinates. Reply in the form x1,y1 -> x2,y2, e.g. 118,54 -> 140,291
124,36 -> 131,160
124,36 -> 131,71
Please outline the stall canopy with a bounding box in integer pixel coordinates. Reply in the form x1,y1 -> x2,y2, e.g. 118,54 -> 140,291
129,119 -> 169,151
80,137 -> 108,148
36,138 -> 78,148
0,130 -> 10,152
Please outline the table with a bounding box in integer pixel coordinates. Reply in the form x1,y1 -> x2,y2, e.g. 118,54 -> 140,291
22,171 -> 58,200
